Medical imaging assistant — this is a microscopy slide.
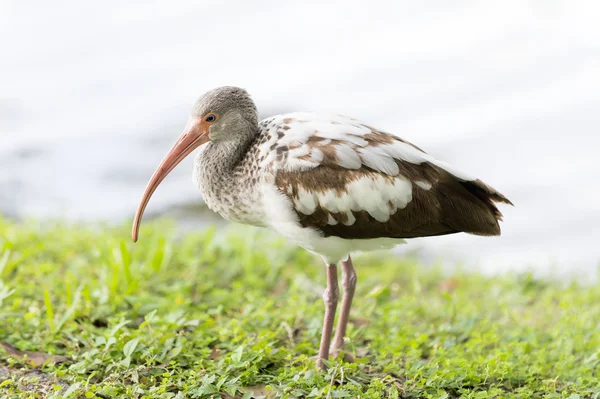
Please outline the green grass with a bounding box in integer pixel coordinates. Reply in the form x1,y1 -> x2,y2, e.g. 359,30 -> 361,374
0,217 -> 599,398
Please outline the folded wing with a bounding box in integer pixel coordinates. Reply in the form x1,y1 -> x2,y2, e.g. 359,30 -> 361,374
257,113 -> 512,239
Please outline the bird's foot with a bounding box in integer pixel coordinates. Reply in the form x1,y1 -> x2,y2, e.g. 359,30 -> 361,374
329,347 -> 355,363
314,347 -> 355,370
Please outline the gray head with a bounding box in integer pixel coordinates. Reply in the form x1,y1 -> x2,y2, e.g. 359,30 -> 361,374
131,86 -> 258,242
191,86 -> 259,142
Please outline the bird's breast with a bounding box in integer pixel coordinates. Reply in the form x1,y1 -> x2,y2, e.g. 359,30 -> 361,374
194,151 -> 267,227
203,186 -> 266,227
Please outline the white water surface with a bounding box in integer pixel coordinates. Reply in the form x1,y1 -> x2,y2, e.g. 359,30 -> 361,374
1,1 -> 599,276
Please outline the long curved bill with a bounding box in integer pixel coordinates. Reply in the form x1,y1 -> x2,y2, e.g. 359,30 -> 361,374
132,117 -> 209,242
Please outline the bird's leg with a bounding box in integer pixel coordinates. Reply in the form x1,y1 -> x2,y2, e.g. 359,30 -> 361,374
331,256 -> 357,356
317,263 -> 339,370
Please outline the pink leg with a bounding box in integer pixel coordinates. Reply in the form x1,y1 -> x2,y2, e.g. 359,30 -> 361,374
332,256 -> 357,352
316,263 -> 339,370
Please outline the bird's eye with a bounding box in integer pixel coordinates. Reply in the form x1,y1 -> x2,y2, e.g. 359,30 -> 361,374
205,114 -> 216,123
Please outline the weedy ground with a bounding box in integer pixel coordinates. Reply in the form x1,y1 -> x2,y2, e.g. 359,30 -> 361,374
0,217 -> 599,399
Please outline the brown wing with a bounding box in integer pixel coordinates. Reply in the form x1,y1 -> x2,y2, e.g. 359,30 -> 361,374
276,164 -> 511,239
266,113 -> 512,239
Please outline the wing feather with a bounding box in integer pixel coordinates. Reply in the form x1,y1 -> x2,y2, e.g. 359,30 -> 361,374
257,113 -> 512,239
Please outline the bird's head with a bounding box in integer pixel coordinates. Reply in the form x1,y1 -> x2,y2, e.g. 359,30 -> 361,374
131,86 -> 257,242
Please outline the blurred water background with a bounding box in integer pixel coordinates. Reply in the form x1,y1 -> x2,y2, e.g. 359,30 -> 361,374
1,1 -> 599,277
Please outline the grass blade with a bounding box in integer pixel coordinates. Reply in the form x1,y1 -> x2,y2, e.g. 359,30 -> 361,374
43,289 -> 54,332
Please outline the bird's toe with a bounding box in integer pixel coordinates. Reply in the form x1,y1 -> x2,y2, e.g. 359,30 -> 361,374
329,347 -> 355,363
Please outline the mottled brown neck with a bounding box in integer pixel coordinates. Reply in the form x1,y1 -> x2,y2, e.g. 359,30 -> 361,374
193,122 -> 266,225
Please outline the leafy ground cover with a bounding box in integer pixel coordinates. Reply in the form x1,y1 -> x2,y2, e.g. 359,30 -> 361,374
0,217 -> 599,398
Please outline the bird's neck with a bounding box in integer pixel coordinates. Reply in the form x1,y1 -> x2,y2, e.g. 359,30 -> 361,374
193,124 -> 263,223
197,133 -> 254,177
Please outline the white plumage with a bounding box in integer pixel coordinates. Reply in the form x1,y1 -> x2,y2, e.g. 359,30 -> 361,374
244,113 -> 440,263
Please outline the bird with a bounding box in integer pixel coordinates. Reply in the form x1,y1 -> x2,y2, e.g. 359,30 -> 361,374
132,86 -> 512,369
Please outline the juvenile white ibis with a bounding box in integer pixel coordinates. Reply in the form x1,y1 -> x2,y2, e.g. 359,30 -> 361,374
132,86 -> 512,369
